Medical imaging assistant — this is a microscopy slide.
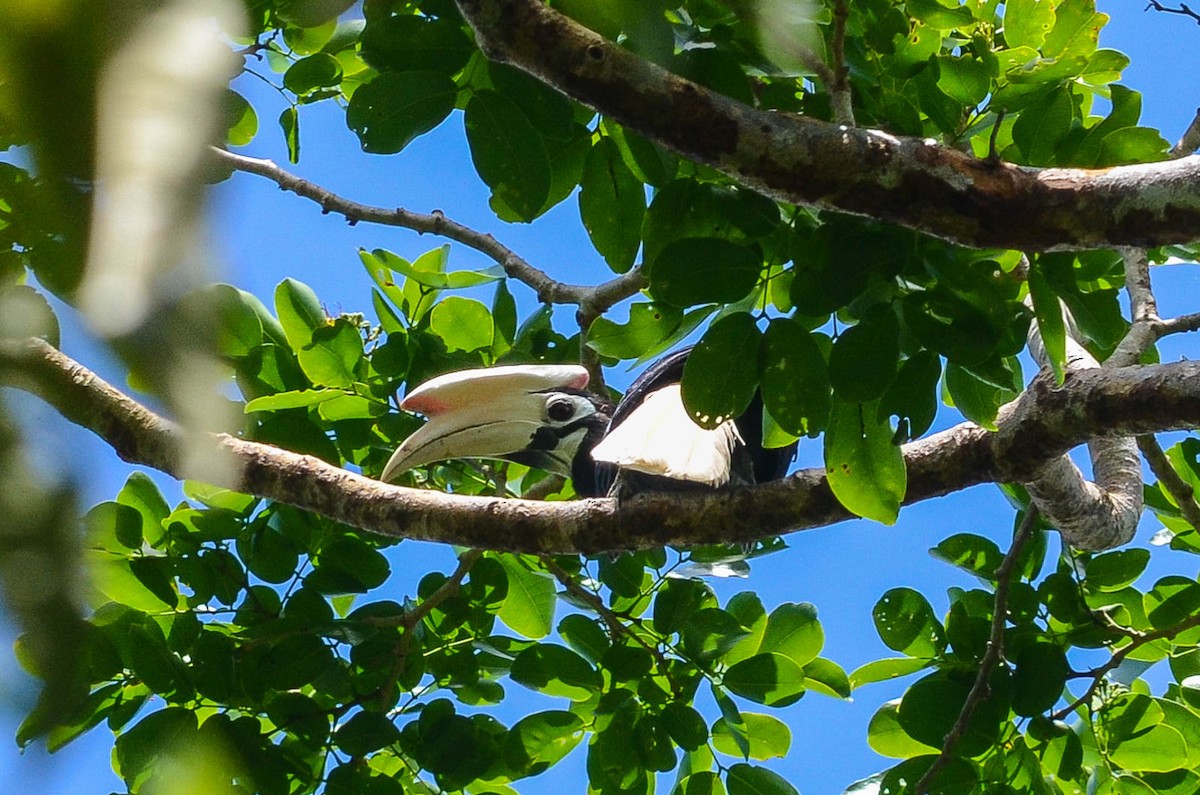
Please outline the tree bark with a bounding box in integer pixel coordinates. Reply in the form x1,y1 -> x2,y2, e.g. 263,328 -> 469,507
453,0 -> 1200,251
5,338 -> 1200,554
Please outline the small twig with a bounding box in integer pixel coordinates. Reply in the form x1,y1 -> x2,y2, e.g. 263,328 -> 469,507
521,474 -> 566,501
1052,610 -> 1200,720
539,555 -> 681,696
212,148 -> 646,314
1172,107 -> 1200,157
1137,435 -> 1200,528
829,0 -> 854,126
1146,1 -> 1200,25
372,549 -> 484,632
576,304 -> 607,393
986,109 -> 1006,164
914,508 -> 1039,795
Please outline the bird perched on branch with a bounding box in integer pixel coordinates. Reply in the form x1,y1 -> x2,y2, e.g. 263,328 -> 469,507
381,347 -> 795,496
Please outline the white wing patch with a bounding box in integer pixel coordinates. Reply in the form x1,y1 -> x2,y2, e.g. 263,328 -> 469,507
591,384 -> 742,486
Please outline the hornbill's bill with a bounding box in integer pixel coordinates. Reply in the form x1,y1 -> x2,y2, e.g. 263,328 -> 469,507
380,347 -> 795,496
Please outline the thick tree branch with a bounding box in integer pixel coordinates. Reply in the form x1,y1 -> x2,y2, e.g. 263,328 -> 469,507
915,508 -> 1038,794
453,0 -> 1200,250
1024,294 -> 1141,549
212,148 -> 646,314
8,339 -> 1200,553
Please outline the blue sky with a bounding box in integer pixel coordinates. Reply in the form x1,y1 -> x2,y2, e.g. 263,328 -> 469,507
2,2 -> 1199,792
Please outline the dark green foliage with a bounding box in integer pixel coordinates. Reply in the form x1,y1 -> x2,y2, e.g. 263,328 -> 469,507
3,0 -> 1198,793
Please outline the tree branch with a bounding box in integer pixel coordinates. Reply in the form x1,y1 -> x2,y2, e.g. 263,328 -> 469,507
1023,290 -> 1141,549
829,0 -> 854,127
1137,434 -> 1200,529
1172,107 -> 1200,158
452,0 -> 1200,251
914,508 -> 1038,795
1051,610 -> 1200,721
8,337 -> 1200,553
212,148 -> 646,314
1146,1 -> 1200,26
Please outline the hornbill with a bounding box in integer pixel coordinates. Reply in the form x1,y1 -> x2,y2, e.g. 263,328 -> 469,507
380,347 -> 795,496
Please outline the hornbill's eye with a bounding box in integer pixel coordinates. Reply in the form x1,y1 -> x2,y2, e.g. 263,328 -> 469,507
547,397 -> 575,422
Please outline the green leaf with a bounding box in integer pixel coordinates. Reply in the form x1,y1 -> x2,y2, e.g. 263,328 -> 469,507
85,502 -> 144,552
297,318 -> 363,388
880,350 -> 941,439
759,318 -> 830,436
335,710 -> 401,756
682,608 -> 752,662
661,703 -> 709,752
306,537 -> 390,594
712,713 -> 790,761
829,306 -> 900,403
244,388 -> 340,413
510,644 -> 602,701
579,137 -> 646,274
1086,548 -> 1150,592
897,672 -> 1005,757
429,296 -> 494,352
681,313 -> 761,429
867,699 -> 938,758
284,53 -> 343,94
1011,640 -> 1067,716
117,472 -> 169,547
802,657 -> 851,699
1042,0 -> 1106,59
872,588 -> 945,658
558,614 -> 610,665
653,578 -> 717,636
275,277 -> 326,350
464,90 -> 551,222
906,0 -> 975,28
650,238 -> 760,308
602,121 -> 676,187
1145,576 -> 1200,629
1028,264 -> 1066,381
360,14 -> 475,75
711,684 -> 750,759
944,361 -> 1015,431
114,708 -> 199,782
1097,127 -> 1170,166
1011,88 -> 1073,166
758,602 -> 823,668
198,284 -> 264,360
849,656 -> 932,689
824,397 -> 906,524
347,71 -> 457,155
722,652 -> 806,707
496,555 -> 556,639
1110,722 -> 1189,773
505,710 -> 584,777
1004,0 -> 1056,50
587,303 -> 683,360
255,634 -> 336,690
930,533 -> 1004,581
223,89 -> 258,147
935,55 -> 991,105
278,107 -> 300,163
726,763 -> 798,795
